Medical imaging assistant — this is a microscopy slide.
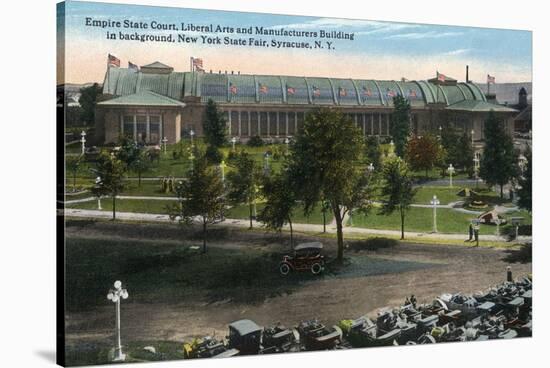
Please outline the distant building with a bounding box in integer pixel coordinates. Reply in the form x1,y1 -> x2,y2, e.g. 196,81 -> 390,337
512,87 -> 532,133
95,61 -> 518,145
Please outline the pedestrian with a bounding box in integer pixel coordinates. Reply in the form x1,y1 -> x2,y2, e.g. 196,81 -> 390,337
468,223 -> 473,241
474,227 -> 479,247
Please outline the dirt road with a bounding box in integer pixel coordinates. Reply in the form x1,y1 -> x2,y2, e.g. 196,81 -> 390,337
64,220 -> 531,357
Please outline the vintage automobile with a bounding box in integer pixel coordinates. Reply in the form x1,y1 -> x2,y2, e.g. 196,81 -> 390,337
227,319 -> 263,355
279,242 -> 325,275
261,323 -> 301,353
297,319 -> 342,350
183,336 -> 235,359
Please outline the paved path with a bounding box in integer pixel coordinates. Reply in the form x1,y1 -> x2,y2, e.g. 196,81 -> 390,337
63,208 -> 531,243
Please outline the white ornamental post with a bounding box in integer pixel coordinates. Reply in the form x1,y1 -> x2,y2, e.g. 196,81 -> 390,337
80,130 -> 87,155
447,164 -> 455,188
430,195 -> 440,233
107,280 -> 129,362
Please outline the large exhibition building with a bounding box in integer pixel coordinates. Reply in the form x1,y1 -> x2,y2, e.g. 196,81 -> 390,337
95,61 -> 518,145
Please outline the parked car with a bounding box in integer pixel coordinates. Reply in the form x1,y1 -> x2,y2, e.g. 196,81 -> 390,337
227,319 -> 263,355
279,242 -> 325,275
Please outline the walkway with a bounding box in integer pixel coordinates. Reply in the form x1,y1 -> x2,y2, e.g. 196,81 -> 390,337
63,208 -> 531,243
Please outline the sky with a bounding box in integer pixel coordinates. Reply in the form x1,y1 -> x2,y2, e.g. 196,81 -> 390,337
57,0 -> 532,85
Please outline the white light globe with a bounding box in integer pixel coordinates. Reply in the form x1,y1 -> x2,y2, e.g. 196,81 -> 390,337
114,280 -> 122,289
107,293 -> 113,300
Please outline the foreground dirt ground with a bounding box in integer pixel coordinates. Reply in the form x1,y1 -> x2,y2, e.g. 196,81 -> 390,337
64,220 -> 532,358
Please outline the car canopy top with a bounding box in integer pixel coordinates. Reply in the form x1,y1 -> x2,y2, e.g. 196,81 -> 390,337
229,319 -> 262,336
294,242 -> 323,251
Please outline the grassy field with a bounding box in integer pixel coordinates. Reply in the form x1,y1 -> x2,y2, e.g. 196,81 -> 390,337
349,207 -> 531,235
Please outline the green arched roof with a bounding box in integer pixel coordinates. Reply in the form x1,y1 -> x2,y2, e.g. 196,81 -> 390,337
102,67 -> 488,108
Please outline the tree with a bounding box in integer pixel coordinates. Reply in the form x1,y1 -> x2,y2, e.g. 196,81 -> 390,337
441,129 -> 474,174
226,151 -> 263,229
517,148 -> 532,212
405,134 -> 444,178
203,99 -> 227,148
390,95 -> 411,157
479,111 -> 520,198
168,154 -> 225,253
93,152 -> 126,220
116,135 -> 141,167
66,155 -> 82,191
365,136 -> 382,169
129,149 -> 151,187
288,108 -> 372,262
379,158 -> 417,240
79,83 -> 103,124
258,169 -> 298,248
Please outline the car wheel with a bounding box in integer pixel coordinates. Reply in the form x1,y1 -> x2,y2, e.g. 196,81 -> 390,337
311,263 -> 322,275
279,263 -> 291,275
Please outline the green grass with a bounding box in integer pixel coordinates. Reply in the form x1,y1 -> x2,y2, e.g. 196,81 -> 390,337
350,206 -> 513,235
66,197 -> 174,214
225,203 -> 333,225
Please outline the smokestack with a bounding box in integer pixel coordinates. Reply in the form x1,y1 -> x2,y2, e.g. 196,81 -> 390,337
466,65 -> 469,83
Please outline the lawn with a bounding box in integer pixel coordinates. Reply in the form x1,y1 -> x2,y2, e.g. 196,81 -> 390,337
66,197 -> 175,214
225,203 -> 333,225
349,206 -> 522,235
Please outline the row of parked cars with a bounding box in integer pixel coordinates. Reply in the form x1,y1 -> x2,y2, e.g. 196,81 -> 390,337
182,276 -> 532,358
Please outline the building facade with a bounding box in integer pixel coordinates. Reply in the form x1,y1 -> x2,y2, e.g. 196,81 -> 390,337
95,62 -> 518,145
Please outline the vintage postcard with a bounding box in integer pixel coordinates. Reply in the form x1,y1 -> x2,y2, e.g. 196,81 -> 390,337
57,0 -> 532,366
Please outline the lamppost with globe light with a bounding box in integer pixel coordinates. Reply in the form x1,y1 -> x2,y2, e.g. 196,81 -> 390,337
438,126 -> 442,139
252,184 -> 259,219
161,137 -> 168,155
95,176 -> 102,210
189,151 -> 195,172
473,156 -> 480,188
263,151 -> 271,174
284,137 -> 290,154
471,129 -> 475,147
231,137 -> 237,151
430,195 -> 440,233
389,140 -> 395,157
367,163 -> 374,175
447,163 -> 455,188
494,217 -> 502,237
80,130 -> 87,155
107,280 -> 129,362
219,160 -> 227,184
189,129 -> 195,146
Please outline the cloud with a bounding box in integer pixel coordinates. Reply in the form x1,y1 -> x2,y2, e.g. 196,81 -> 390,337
443,48 -> 470,56
385,31 -> 463,40
267,18 -> 420,34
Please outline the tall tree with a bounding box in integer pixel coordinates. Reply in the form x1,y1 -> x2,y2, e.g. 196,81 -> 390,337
288,108 -> 372,262
203,99 -> 227,148
379,158 -> 417,240
168,154 -> 225,253
129,149 -> 151,187
93,152 -> 126,220
66,155 -> 82,191
365,135 -> 382,169
517,148 -> 532,212
390,95 -> 411,158
79,83 -> 103,124
258,169 -> 297,248
441,128 -> 474,174
226,151 -> 263,229
405,134 -> 444,178
479,111 -> 520,198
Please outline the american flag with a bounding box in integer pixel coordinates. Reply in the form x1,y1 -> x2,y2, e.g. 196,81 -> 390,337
192,57 -> 203,68
487,74 -> 496,84
312,86 -> 321,97
286,85 -> 295,95
387,89 -> 396,98
362,87 -> 372,97
339,87 -> 347,97
108,54 -> 120,67
128,61 -> 139,72
409,89 -> 417,98
437,71 -> 446,82
230,83 -> 238,95
259,83 -> 268,94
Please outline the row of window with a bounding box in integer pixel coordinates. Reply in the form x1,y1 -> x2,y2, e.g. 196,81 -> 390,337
121,115 -> 162,143
223,111 -> 391,137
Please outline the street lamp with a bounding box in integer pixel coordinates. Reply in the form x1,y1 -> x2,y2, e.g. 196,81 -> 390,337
189,129 -> 195,146
389,140 -> 395,157
430,195 -> 440,233
447,163 -> 455,188
107,280 -> 129,362
95,176 -> 102,210
438,126 -> 442,139
219,160 -> 227,184
80,130 -> 87,155
264,151 -> 271,174
161,136 -> 168,154
473,156 -> 480,188
471,129 -> 475,147
367,163 -> 374,175
252,184 -> 259,219
284,137 -> 290,153
189,151 -> 195,172
231,136 -> 237,151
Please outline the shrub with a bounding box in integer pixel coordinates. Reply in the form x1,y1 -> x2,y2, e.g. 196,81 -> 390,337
247,135 -> 264,147
205,145 -> 223,164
